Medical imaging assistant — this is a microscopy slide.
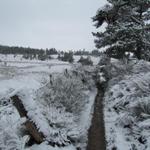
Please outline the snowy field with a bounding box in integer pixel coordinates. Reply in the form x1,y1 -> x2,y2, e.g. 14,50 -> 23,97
0,54 -> 97,150
0,54 -> 100,66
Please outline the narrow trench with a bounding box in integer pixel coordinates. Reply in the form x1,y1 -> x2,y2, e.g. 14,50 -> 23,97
86,83 -> 106,150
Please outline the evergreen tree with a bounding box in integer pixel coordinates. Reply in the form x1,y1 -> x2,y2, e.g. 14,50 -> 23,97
60,52 -> 74,63
78,56 -> 93,66
93,0 -> 150,60
91,49 -> 100,56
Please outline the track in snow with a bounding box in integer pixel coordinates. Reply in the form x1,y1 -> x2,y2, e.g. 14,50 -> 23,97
87,88 -> 106,150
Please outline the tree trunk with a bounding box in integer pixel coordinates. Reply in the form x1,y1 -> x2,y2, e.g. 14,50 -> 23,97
11,95 -> 44,144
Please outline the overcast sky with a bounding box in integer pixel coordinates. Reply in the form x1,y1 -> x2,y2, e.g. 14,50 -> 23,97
0,0 -> 106,51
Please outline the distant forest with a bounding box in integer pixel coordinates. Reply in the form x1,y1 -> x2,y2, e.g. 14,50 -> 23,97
0,45 -> 101,56
0,45 -> 57,55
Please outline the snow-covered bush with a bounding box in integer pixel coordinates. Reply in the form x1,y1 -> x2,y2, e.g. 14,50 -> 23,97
72,65 -> 95,90
12,89 -> 81,146
0,103 -> 28,150
0,129 -> 29,150
34,68 -> 95,146
104,60 -> 150,150
38,74 -> 88,115
98,54 -> 110,66
131,99 -> 150,120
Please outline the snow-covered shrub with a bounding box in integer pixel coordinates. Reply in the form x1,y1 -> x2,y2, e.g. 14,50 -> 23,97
41,105 -> 81,144
98,54 -> 110,66
72,64 -> 96,90
38,74 -> 88,115
0,103 -> 28,150
33,69 -> 95,145
0,129 -> 29,150
33,67 -> 95,146
104,60 -> 150,150
131,99 -> 150,120
131,60 -> 150,74
115,98 -> 150,149
118,97 -> 150,125
14,89 -> 81,146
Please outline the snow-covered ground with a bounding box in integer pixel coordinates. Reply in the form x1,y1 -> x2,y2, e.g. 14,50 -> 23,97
31,143 -> 76,150
0,54 -> 100,66
0,54 -> 97,150
3,54 -> 150,150
104,60 -> 150,150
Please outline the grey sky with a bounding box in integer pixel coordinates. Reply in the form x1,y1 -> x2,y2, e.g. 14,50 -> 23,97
0,0 -> 106,51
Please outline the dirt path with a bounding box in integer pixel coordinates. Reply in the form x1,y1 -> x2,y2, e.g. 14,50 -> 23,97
86,87 -> 106,150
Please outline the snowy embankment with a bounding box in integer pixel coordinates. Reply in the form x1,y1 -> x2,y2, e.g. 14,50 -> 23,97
0,58 -> 97,150
104,60 -> 150,150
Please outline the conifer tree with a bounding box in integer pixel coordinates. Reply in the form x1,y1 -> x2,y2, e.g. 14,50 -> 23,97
93,0 -> 150,60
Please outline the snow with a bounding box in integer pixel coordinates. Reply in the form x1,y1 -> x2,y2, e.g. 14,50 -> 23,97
76,89 -> 97,148
0,55 -> 97,149
104,60 -> 150,150
0,54 -> 100,66
0,60 -> 71,97
114,127 -> 132,150
79,90 -> 97,134
0,54 -> 68,67
30,143 -> 76,150
3,53 -> 150,149
2,54 -> 150,149
0,57 -> 72,147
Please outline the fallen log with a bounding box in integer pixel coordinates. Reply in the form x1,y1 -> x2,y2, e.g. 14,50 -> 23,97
11,95 -> 44,144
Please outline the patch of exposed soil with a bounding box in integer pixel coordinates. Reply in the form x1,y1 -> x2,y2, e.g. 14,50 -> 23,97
87,89 -> 106,150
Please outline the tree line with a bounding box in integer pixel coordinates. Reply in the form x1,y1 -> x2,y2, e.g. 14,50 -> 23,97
0,45 -> 101,56
0,45 -> 58,55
